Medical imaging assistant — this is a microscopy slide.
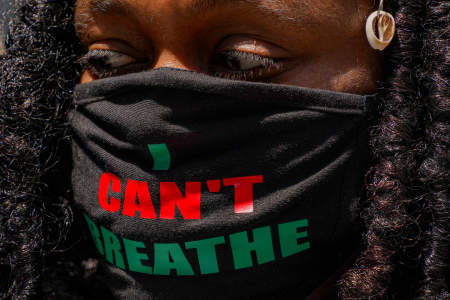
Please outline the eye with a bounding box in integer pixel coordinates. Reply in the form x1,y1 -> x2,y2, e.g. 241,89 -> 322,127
79,41 -> 290,81
208,50 -> 287,81
216,50 -> 280,70
79,49 -> 152,79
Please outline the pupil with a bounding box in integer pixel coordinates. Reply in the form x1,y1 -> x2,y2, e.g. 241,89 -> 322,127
223,55 -> 241,71
88,55 -> 110,68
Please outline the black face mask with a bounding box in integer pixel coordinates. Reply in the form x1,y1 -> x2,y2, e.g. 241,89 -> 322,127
70,67 -> 375,300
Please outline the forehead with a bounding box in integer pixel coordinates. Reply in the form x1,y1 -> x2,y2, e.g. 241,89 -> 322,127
75,0 -> 364,27
74,0 -> 379,93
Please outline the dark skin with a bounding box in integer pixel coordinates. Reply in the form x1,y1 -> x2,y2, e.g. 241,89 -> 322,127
74,0 -> 383,297
75,0 -> 383,94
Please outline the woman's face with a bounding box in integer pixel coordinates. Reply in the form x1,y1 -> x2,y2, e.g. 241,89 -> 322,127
75,0 -> 382,94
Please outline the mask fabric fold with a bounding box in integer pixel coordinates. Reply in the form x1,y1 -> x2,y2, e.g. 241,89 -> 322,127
70,67 -> 375,300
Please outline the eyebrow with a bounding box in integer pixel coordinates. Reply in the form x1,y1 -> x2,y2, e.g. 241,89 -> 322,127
187,0 -> 260,14
88,0 -> 128,14
89,0 -> 250,14
87,0 -> 312,27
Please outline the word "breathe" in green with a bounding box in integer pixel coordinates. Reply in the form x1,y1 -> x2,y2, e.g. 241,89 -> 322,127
84,214 -> 311,276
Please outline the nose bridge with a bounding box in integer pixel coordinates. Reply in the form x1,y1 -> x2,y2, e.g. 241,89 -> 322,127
141,2 -> 204,73
151,23 -> 204,72
153,49 -> 193,71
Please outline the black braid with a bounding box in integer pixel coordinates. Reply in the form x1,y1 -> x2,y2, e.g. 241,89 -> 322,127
339,0 -> 449,299
0,0 -> 81,298
417,1 -> 449,298
0,0 -> 448,299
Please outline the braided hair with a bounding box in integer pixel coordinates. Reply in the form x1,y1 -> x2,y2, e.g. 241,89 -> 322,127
339,1 -> 449,298
0,0 -> 448,299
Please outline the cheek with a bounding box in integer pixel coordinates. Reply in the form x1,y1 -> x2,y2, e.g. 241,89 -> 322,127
329,48 -> 384,94
80,70 -> 96,84
274,42 -> 383,94
268,0 -> 384,94
331,65 -> 382,94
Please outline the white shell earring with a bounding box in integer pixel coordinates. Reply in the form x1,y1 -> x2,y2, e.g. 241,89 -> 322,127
366,0 -> 396,51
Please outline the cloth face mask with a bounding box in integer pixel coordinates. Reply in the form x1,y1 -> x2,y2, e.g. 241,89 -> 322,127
70,67 -> 375,300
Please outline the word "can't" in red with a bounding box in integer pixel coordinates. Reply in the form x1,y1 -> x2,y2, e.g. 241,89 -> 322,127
98,173 -> 264,219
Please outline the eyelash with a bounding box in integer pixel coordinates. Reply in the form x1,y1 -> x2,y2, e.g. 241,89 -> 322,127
78,49 -> 285,81
78,49 -> 152,79
209,50 -> 284,81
